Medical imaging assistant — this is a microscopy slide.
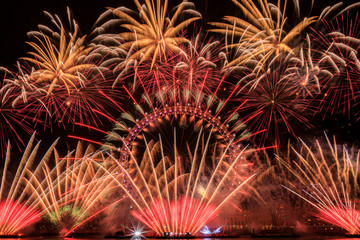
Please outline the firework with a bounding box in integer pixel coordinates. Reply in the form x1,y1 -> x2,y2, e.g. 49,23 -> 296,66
235,60 -> 312,145
105,0 -> 201,69
3,9 -> 118,127
209,0 -> 316,68
278,134 -> 360,234
1,132 -> 122,237
282,34 -> 332,98
99,128 -> 256,236
310,11 -> 360,118
25,142 -> 121,237
317,204 -> 360,234
0,79 -> 37,157
21,8 -> 95,95
0,200 -> 40,235
113,34 -> 225,102
0,133 -> 58,235
131,197 -> 217,236
284,183 -> 360,235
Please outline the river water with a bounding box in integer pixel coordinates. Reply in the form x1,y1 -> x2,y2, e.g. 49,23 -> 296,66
6,237 -> 356,240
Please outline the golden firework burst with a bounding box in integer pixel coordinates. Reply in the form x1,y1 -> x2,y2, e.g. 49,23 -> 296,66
109,0 -> 201,69
209,0 -> 316,69
22,14 -> 95,95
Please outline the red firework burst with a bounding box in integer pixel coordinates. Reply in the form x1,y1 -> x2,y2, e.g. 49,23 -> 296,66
235,61 -> 312,145
131,197 -> 218,236
113,35 -> 226,104
310,11 -> 360,118
316,206 -> 360,234
0,80 -> 36,157
22,67 -> 116,128
0,199 -> 40,235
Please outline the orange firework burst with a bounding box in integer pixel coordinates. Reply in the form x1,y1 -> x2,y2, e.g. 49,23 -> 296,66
106,0 -> 201,69
21,8 -> 95,95
3,9 -> 118,128
209,0 -> 316,68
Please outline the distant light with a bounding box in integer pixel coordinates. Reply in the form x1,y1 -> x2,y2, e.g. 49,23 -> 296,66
134,231 -> 142,237
200,225 -> 211,235
213,226 -> 222,234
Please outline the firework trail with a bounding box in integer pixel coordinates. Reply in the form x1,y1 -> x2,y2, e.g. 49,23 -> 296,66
278,134 -> 360,234
0,77 -> 38,157
0,200 -> 40,235
24,142 -> 122,237
0,133 -> 58,235
22,8 -> 95,95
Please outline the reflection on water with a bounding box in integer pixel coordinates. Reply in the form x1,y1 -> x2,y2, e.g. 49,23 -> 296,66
3,237 -> 355,240
193,238 -> 351,240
